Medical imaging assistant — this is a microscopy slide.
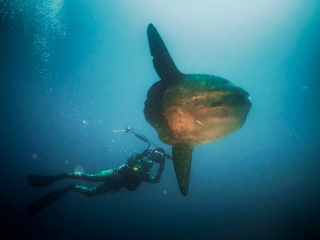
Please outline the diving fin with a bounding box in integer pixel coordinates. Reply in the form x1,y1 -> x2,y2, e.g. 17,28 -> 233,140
27,173 -> 67,188
25,184 -> 75,217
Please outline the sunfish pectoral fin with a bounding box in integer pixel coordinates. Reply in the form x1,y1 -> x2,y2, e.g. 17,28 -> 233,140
172,143 -> 194,196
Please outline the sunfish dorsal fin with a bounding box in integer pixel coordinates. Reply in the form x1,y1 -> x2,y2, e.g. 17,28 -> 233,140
172,143 -> 194,196
147,24 -> 183,83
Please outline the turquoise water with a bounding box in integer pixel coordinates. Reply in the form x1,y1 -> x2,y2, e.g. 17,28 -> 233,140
1,1 -> 320,239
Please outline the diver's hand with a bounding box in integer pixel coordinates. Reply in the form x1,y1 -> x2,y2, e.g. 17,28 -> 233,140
142,149 -> 150,157
160,158 -> 165,168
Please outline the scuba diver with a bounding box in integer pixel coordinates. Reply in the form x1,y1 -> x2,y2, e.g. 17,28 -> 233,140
25,147 -> 168,217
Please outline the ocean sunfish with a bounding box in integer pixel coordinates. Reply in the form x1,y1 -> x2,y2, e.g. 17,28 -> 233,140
144,24 -> 252,196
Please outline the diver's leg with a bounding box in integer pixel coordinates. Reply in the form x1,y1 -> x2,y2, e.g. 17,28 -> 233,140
27,169 -> 114,187
67,169 -> 114,182
73,182 -> 112,197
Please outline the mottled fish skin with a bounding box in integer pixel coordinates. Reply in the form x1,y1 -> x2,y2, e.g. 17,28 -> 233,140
144,24 -> 251,196
172,143 -> 194,196
159,74 -> 251,146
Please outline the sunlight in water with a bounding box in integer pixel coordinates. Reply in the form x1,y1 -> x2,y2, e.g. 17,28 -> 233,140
1,0 -> 66,67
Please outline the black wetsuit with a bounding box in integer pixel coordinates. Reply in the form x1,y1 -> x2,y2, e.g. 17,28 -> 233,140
67,150 -> 164,197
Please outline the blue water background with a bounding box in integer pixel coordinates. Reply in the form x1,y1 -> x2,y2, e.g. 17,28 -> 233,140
1,1 -> 320,239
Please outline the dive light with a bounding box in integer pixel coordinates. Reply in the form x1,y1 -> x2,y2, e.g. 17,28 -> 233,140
126,125 -> 132,132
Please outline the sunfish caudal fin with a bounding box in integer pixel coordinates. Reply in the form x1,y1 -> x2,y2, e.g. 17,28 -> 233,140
25,184 -> 75,217
147,24 -> 183,83
172,143 -> 194,196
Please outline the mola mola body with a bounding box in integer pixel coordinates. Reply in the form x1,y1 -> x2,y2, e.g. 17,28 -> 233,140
144,24 -> 252,196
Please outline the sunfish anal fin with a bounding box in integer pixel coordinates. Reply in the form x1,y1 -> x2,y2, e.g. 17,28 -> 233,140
172,143 -> 194,196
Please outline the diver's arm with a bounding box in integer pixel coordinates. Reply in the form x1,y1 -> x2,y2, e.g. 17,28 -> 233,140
145,167 -> 164,184
145,158 -> 165,184
127,149 -> 150,163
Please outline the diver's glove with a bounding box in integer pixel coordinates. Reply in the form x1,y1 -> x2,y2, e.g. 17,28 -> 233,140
160,157 -> 166,168
142,149 -> 150,157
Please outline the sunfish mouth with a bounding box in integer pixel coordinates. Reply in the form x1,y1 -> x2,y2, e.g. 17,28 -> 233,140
239,94 -> 252,110
235,88 -> 252,108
